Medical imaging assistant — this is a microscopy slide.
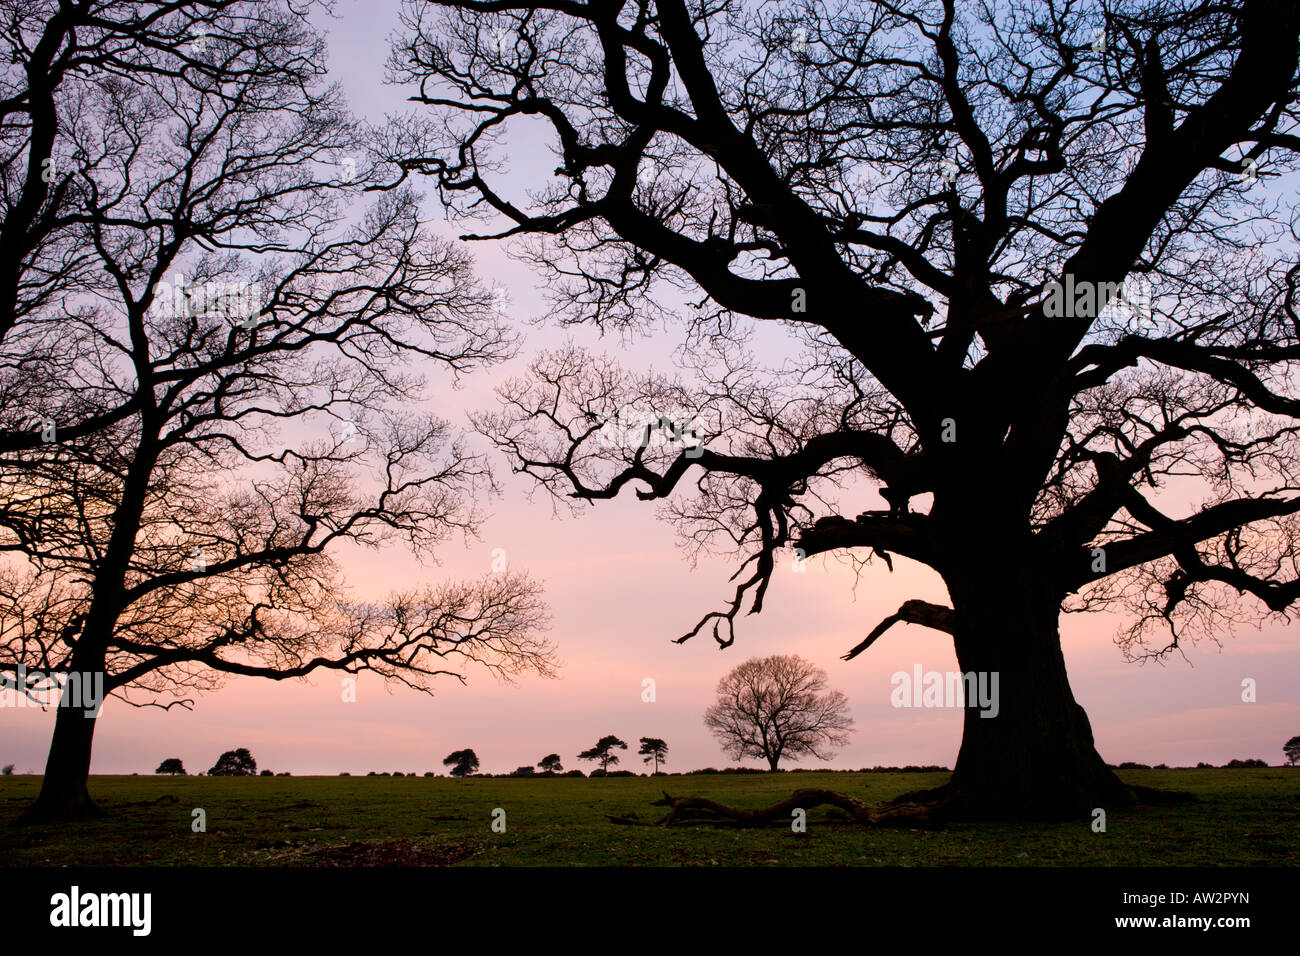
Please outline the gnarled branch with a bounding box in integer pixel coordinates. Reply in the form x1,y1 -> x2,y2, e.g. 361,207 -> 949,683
843,599 -> 956,661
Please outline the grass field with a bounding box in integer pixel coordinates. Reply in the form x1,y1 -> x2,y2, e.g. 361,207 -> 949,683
2,769 -> 1297,866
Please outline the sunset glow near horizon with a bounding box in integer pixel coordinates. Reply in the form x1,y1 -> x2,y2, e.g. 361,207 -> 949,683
3,0 -> 1297,779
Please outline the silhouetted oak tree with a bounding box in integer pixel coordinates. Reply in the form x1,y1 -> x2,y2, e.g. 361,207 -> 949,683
705,655 -> 852,771
383,0 -> 1300,820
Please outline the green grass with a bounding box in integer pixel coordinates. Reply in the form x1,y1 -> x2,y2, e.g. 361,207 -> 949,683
1,769 -> 1297,866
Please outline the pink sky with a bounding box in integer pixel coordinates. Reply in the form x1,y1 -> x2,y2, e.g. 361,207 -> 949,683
2,0 -> 1297,776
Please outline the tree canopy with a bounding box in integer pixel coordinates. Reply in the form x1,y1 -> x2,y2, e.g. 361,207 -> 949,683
443,749 -> 480,776
538,753 -> 564,773
705,655 -> 854,771
638,737 -> 669,773
208,748 -> 256,777
0,0 -> 556,825
578,735 -> 629,772
378,0 -> 1300,820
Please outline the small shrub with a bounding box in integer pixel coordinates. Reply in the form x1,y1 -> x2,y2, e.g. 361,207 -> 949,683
339,772 -> 351,776
1222,758 -> 1267,768
511,766 -> 535,777
423,771 -> 435,777
260,769 -> 274,776
1,764 -> 14,776
277,772 -> 290,776
1118,761 -> 1151,770
563,769 -> 585,778
1196,762 -> 1214,768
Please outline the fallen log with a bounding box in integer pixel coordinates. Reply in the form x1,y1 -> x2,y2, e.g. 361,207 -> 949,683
607,788 -> 943,828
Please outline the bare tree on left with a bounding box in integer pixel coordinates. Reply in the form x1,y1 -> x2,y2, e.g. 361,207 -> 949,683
0,0 -> 555,825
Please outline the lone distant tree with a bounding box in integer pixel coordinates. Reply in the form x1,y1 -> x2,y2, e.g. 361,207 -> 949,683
638,738 -> 669,774
208,749 -> 256,777
1285,736 -> 1300,766
538,754 -> 563,774
578,736 -> 628,774
155,759 -> 186,776
443,749 -> 480,777
706,656 -> 853,772
392,0 -> 1300,822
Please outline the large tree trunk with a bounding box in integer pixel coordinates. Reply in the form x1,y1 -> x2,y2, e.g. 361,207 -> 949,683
14,685 -> 102,824
612,546 -> 1179,829
14,631 -> 110,825
937,556 -> 1132,821
16,441 -> 153,826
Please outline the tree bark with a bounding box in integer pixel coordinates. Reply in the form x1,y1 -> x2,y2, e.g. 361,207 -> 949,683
14,683 -> 103,824
937,553 -> 1132,820
17,437 -> 155,825
14,621 -> 112,825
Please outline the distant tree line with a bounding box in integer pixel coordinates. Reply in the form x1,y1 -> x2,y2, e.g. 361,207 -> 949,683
138,731 -> 1299,778
150,748 -> 281,776
438,736 -> 671,779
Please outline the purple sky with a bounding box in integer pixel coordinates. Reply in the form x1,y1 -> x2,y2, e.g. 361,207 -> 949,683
3,0 -> 1297,776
